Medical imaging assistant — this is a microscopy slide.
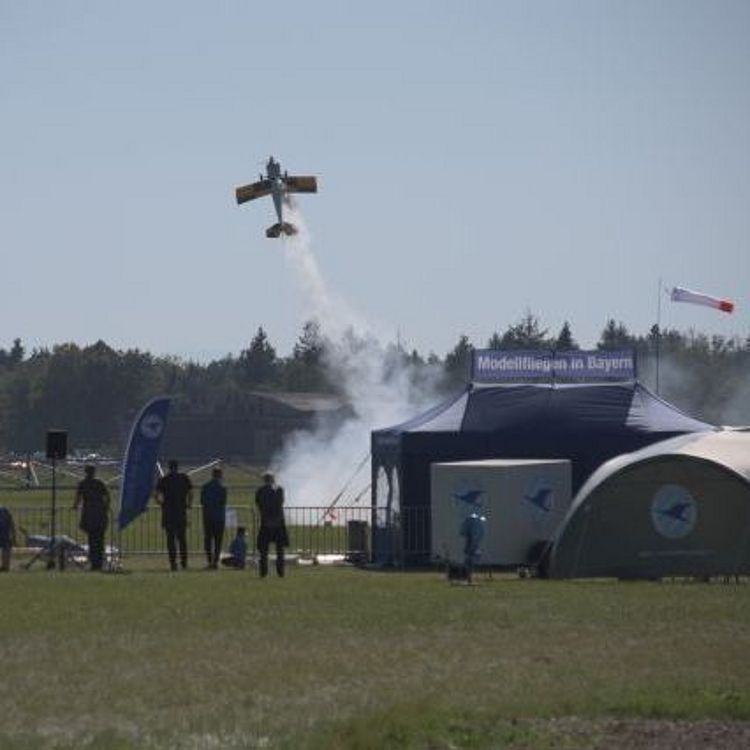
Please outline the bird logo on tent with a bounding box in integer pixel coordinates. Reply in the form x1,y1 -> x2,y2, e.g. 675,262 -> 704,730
452,489 -> 485,507
657,501 -> 692,523
523,479 -> 557,527
524,486 -> 553,513
650,484 -> 697,539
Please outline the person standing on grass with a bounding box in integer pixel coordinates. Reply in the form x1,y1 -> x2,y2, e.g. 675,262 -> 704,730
0,506 -> 17,572
255,471 -> 288,578
200,466 -> 227,569
460,510 -> 486,585
154,459 -> 193,571
73,465 -> 111,571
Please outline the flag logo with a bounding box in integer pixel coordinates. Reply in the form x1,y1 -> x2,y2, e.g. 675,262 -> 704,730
140,413 -> 165,439
118,396 -> 171,530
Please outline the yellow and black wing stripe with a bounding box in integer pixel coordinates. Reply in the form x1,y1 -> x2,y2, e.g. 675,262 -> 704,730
285,176 -> 317,194
235,179 -> 272,205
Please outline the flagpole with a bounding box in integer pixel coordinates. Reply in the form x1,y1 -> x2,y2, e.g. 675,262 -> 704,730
655,277 -> 662,394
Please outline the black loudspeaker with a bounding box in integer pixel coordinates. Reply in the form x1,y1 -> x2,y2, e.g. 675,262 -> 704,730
46,430 -> 68,460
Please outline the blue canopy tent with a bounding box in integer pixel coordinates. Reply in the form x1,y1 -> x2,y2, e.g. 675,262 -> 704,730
370,381 -> 715,565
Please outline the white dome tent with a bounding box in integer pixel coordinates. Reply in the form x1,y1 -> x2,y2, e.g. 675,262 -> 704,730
549,430 -> 750,579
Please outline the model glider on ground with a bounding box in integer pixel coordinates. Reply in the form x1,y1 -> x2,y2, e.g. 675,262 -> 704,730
235,156 -> 318,238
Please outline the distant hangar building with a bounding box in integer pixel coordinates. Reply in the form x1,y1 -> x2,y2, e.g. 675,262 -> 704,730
161,390 -> 347,463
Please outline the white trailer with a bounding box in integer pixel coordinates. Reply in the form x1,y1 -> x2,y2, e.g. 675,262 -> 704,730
430,459 -> 571,567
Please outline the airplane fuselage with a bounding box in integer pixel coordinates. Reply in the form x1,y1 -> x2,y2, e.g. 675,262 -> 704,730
271,178 -> 285,223
266,158 -> 287,223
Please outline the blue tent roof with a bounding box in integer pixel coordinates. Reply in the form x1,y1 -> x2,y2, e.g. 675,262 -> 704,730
379,380 -> 714,437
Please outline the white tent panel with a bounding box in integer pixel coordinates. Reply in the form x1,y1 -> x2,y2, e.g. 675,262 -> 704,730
431,459 -> 571,567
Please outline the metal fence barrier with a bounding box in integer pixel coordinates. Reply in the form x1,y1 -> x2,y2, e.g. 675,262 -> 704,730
370,505 -> 433,567
8,504 -> 430,562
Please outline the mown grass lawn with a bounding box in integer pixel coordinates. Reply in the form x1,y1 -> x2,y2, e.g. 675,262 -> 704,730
1,566 -> 749,749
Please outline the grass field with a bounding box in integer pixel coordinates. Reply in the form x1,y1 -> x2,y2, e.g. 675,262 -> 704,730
1,565 -> 749,749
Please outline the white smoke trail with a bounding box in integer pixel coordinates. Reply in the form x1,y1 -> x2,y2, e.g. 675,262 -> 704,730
271,204 -> 443,507
639,348 -> 750,428
280,206 -> 370,341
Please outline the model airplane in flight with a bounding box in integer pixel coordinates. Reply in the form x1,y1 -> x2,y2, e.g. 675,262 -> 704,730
235,156 -> 318,238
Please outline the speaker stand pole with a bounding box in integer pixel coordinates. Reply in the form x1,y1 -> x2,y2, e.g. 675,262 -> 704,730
48,456 -> 57,570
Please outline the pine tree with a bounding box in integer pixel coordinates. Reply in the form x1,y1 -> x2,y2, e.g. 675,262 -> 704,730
9,338 -> 24,366
499,311 -> 550,349
554,321 -> 577,351
597,320 -> 634,350
240,327 -> 277,386
444,334 -> 473,382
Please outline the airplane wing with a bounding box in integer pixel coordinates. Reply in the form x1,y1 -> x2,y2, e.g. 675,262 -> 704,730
235,179 -> 272,205
285,175 -> 318,194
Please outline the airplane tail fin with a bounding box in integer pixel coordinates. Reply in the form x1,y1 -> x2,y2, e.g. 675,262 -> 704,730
266,222 -> 298,239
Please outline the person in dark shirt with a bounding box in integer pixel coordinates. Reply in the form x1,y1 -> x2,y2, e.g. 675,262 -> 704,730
200,466 -> 227,569
0,506 -> 17,572
154,459 -> 193,571
255,471 -> 288,577
73,465 -> 111,571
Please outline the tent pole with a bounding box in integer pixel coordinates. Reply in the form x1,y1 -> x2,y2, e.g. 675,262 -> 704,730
551,348 -> 557,387
655,277 -> 662,394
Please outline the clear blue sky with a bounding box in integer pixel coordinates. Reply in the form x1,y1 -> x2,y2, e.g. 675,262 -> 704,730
2,1 -> 748,361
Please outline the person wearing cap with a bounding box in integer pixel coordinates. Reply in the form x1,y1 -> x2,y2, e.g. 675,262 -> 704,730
154,459 -> 193,571
254,471 -> 289,577
73,465 -> 111,571
200,466 -> 227,569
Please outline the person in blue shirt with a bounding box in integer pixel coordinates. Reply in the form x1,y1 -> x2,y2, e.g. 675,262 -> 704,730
200,466 -> 227,569
460,511 -> 486,584
221,526 -> 248,569
0,506 -> 17,572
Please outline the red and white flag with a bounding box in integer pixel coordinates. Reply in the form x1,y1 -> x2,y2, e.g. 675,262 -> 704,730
670,286 -> 734,314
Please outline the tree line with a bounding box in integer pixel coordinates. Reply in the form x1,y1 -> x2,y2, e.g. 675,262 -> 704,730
0,313 -> 748,453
